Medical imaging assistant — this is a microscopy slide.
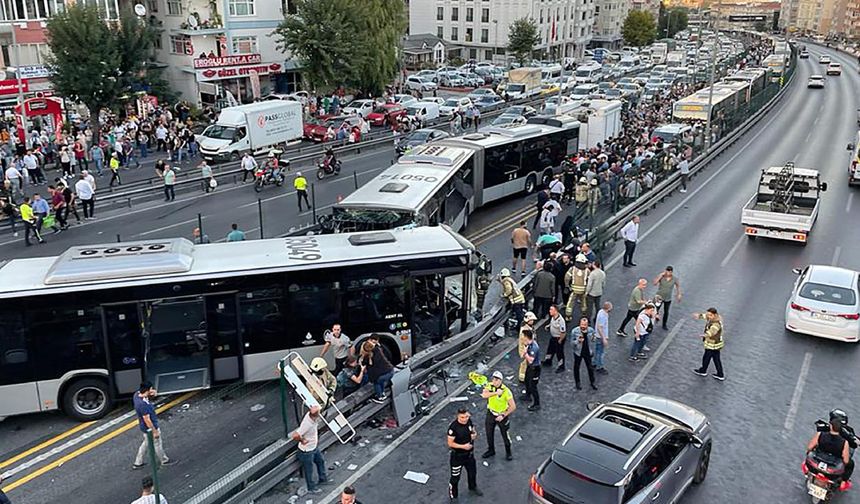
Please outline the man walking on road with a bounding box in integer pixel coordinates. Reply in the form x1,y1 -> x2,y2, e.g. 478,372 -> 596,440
294,171 -> 310,211
542,305 -> 566,372
241,152 -> 257,183
75,174 -> 95,220
653,266 -> 682,330
109,152 -> 122,187
629,303 -> 656,362
585,260 -> 606,323
499,268 -> 526,329
678,157 -> 690,193
617,278 -> 648,336
292,405 -> 330,494
130,476 -> 168,504
162,165 -> 176,201
481,371 -> 515,460
132,382 -> 174,470
521,329 -> 541,411
692,308 -> 726,381
518,311 -> 537,383
620,215 -> 640,267
447,408 -> 483,502
510,221 -> 531,277
571,318 -> 598,390
532,262 -> 556,318
226,223 -> 246,242
19,197 -> 43,245
593,302 -> 612,374
532,188 -> 550,229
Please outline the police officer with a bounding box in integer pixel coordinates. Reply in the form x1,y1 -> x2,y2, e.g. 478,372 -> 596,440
481,371 -> 516,461
521,329 -> 541,412
447,408 -> 483,502
294,171 -> 310,211
518,311 -> 538,383
499,268 -> 526,329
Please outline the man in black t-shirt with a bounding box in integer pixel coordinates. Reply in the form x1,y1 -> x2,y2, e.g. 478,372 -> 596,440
446,408 -> 483,501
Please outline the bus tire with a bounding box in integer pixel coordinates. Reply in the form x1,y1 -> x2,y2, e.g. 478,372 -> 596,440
524,175 -> 537,195
63,378 -> 111,421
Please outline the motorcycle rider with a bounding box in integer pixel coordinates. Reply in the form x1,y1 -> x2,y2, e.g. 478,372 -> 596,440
322,147 -> 339,174
808,410 -> 855,484
265,151 -> 283,182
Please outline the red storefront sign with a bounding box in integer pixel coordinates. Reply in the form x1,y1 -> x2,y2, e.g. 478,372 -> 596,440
193,54 -> 262,69
0,79 -> 29,95
195,62 -> 283,82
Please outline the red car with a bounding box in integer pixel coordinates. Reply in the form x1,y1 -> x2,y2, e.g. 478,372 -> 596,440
366,103 -> 406,127
303,115 -> 362,142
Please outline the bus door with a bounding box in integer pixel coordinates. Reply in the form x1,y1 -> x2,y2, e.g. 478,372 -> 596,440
142,296 -> 210,394
205,294 -> 242,384
410,269 -> 468,350
103,303 -> 144,396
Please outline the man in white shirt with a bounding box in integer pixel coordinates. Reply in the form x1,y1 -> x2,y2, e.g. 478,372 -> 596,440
620,215 -> 640,268
4,164 -> 22,191
292,406 -> 329,494
320,323 -> 353,374
241,152 -> 258,183
155,125 -> 168,151
75,173 -> 95,219
22,151 -> 43,184
130,476 -> 168,504
678,158 -> 690,193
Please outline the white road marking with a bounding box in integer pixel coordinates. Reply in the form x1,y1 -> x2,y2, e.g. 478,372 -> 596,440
783,352 -> 813,431
831,246 -> 842,266
606,104 -> 787,270
814,115 -> 821,125
136,216 -> 203,236
847,193 -> 854,213
804,129 -> 813,143
628,320 -> 687,392
720,234 -> 747,268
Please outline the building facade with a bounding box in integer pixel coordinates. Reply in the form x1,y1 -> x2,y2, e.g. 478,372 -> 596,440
409,0 -> 595,65
832,0 -> 860,39
630,0 -> 661,22
779,0 -> 852,35
591,0 -> 629,49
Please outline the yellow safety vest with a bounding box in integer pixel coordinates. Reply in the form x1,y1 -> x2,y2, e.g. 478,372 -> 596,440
294,176 -> 308,191
703,320 -> 725,350
486,384 -> 512,414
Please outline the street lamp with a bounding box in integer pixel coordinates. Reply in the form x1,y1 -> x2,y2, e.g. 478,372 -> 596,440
7,24 -> 28,145
493,19 -> 499,64
704,3 -> 720,150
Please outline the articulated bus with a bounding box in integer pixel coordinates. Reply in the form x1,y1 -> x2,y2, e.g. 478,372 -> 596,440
0,227 -> 478,420
671,86 -> 739,123
723,68 -> 769,100
327,116 -> 580,233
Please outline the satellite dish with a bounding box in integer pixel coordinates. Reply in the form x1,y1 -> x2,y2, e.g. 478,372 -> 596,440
134,3 -> 146,16
187,15 -> 199,28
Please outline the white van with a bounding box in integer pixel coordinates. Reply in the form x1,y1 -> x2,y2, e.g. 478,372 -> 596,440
574,65 -> 602,83
405,101 -> 441,126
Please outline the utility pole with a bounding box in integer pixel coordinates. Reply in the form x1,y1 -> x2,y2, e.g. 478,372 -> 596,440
704,2 -> 720,150
11,27 -> 27,145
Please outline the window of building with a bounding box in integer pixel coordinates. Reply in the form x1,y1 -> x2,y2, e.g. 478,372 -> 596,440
228,0 -> 254,16
451,6 -> 458,21
166,0 -> 181,16
170,35 -> 189,54
146,0 -> 158,12
469,48 -> 477,59
481,8 -> 489,22
481,28 -> 488,43
465,27 -> 473,42
451,26 -> 458,41
485,49 -> 493,60
540,9 -> 543,23
437,25 -> 444,38
437,6 -> 443,20
231,36 -> 258,54
466,7 -> 473,22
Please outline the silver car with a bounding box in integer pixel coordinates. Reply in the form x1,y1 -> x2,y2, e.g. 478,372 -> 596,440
529,393 -> 712,504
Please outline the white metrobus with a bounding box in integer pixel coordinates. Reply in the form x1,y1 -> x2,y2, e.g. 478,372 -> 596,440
0,227 -> 478,420
328,116 -> 580,232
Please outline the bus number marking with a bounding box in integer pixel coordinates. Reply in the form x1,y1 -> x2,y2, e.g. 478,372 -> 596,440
285,237 -> 322,261
379,173 -> 438,183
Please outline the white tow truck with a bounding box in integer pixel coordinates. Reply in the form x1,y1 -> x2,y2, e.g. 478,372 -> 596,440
741,163 -> 827,244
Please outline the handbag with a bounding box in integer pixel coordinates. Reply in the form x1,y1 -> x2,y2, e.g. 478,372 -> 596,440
209,178 -> 218,189
42,214 -> 56,229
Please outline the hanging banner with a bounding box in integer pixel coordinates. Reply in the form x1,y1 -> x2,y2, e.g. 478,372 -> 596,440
248,70 -> 261,99
195,62 -> 282,82
193,54 -> 262,69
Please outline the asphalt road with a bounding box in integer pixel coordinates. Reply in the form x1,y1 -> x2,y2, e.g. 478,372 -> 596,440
3,46 -> 858,504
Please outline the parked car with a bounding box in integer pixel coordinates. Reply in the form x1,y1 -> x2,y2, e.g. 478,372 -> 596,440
458,72 -> 484,88
342,99 -> 376,118
528,393 -> 712,504
785,265 -> 860,342
502,105 -> 538,118
366,103 -> 407,127
439,72 -> 466,87
395,128 -> 450,155
392,94 -> 417,105
303,115 -> 362,142
467,88 -> 498,102
415,69 -> 439,82
439,96 -> 473,116
490,113 -> 527,127
473,67 -> 496,85
473,94 -> 505,111
405,75 -> 438,92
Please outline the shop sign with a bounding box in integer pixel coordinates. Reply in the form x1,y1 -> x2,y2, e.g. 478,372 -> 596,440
193,54 -> 262,69
18,65 -> 51,79
0,79 -> 28,95
195,62 -> 283,82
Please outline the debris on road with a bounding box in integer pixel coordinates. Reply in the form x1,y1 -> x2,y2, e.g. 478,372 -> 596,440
403,471 -> 430,484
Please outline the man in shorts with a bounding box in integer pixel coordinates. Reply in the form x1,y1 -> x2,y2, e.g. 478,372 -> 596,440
510,221 -> 531,278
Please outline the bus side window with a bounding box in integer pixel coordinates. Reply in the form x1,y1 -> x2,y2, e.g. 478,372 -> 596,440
28,306 -> 105,381
0,310 -> 30,385
287,279 -> 341,346
239,286 -> 287,353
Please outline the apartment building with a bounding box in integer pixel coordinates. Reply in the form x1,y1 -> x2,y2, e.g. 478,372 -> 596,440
591,0 -> 629,49
409,0 -> 595,64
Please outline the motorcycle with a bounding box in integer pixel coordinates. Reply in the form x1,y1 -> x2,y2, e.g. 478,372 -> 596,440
802,418 -> 858,503
316,156 -> 342,180
253,166 -> 285,192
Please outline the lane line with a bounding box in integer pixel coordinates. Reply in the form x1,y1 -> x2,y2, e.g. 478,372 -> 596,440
628,320 -> 687,392
814,115 -> 821,125
606,104 -> 785,270
317,339 -> 517,504
720,234 -> 746,268
832,245 -> 842,266
847,193 -> 854,213
1,392 -> 196,492
237,165 -> 391,209
804,129 -> 813,143
0,421 -> 96,470
136,216 -> 203,237
784,352 -> 813,431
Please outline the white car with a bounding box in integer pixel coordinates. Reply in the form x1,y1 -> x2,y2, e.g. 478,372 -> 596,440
439,96 -> 472,116
785,265 -> 860,342
819,55 -> 831,64
405,75 -> 438,92
392,94 -> 417,105
342,99 -> 376,118
467,88 -> 498,102
807,75 -> 825,88
826,62 -> 842,75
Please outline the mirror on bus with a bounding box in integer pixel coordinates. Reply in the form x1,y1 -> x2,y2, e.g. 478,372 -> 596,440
820,182 -> 828,192
848,143 -> 855,151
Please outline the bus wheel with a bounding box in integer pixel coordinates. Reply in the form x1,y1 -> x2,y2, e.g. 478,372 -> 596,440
63,378 -> 111,421
380,339 -> 401,365
524,175 -> 537,194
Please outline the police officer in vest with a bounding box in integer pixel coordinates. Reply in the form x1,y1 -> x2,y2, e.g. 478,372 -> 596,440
447,408 -> 484,502
481,371 -> 516,461
691,307 -> 726,381
499,268 -> 526,329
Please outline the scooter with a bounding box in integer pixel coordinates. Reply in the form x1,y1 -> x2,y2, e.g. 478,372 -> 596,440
802,419 -> 857,503
316,156 -> 342,180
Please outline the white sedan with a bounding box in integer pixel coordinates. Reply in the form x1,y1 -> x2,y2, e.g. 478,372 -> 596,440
807,75 -> 825,89
826,62 -> 842,75
785,265 -> 860,342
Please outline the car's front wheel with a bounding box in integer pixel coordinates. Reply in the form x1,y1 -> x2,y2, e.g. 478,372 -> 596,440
693,442 -> 711,484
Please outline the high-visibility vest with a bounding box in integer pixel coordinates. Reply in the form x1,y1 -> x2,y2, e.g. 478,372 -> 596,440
501,277 -> 525,305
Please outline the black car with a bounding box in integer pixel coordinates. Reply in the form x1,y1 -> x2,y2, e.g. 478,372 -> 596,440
395,128 -> 450,155
473,95 -> 505,111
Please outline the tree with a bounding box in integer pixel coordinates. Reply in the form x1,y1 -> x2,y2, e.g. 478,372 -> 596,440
622,10 -> 658,47
274,0 -> 405,96
507,18 -> 540,66
753,20 -> 768,33
45,5 -> 165,141
658,7 -> 689,39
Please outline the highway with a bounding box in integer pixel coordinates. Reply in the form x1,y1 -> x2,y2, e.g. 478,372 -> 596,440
2,44 -> 859,504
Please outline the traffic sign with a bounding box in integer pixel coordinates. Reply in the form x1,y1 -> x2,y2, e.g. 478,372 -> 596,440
727,15 -> 767,22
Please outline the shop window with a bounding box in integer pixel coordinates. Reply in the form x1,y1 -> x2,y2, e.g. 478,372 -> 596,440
228,0 -> 254,16
231,36 -> 258,54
